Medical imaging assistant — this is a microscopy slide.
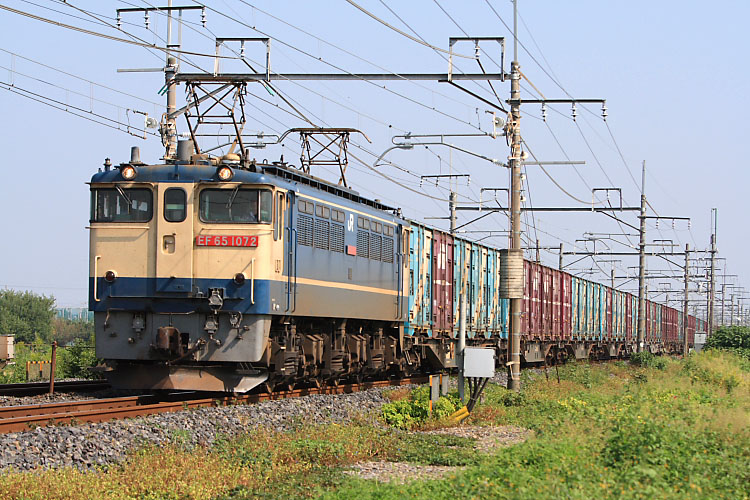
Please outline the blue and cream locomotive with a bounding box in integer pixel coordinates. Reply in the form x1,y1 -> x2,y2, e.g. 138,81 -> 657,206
90,143 -> 411,392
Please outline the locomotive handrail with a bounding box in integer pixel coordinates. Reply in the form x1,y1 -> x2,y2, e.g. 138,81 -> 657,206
250,258 -> 256,305
292,228 -> 298,313
86,226 -> 150,230
93,255 -> 101,302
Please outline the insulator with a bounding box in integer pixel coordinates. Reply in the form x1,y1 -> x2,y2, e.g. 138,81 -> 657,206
201,8 -> 207,28
116,13 -> 122,29
240,42 -> 246,59
655,219 -> 659,229
601,102 -> 608,121
541,103 -> 547,122
474,41 -> 480,59
688,220 -> 692,229
672,220 -> 676,229
571,102 -> 577,121
144,12 -> 150,30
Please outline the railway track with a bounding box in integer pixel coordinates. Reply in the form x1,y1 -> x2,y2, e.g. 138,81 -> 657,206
0,377 -> 427,434
0,380 -> 110,397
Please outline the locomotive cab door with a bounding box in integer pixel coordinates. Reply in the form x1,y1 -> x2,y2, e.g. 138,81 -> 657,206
155,183 -> 194,293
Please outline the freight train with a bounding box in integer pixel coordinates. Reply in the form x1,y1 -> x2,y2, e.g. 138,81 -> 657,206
89,144 -> 702,392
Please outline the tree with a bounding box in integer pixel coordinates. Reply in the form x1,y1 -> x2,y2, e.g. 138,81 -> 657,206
705,326 -> 750,358
52,317 -> 94,345
0,290 -> 55,343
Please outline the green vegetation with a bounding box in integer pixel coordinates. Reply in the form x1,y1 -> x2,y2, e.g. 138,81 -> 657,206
381,385 -> 462,429
705,325 -> 750,360
0,289 -> 99,382
0,290 -> 55,343
0,335 -> 99,383
630,350 -> 667,370
0,352 -> 748,499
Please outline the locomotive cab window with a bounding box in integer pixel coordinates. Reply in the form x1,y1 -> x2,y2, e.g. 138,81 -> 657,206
164,188 -> 187,222
199,188 -> 272,223
90,187 -> 152,222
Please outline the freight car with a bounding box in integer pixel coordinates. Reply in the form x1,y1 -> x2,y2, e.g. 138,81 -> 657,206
89,144 -> 695,392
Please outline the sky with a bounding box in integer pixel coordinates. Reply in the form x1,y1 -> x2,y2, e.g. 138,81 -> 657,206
0,1 -> 747,319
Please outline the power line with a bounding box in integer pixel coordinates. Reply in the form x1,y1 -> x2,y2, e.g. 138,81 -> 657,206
0,3 -> 235,60
0,80 -> 157,138
0,48 -> 161,106
344,0 -> 473,58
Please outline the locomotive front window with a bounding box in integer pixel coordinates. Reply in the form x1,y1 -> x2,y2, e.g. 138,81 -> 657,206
199,188 -> 272,223
164,188 -> 187,222
90,188 -> 153,222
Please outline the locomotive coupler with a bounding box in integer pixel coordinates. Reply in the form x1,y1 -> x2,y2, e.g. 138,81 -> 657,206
203,312 -> 222,346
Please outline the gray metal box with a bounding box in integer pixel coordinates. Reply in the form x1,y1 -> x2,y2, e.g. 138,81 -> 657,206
464,348 -> 495,378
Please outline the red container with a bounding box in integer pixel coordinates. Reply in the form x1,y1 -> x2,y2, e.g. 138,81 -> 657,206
541,266 -> 552,339
523,260 -> 543,340
606,288 -> 613,341
627,294 -> 633,341
561,271 -> 572,340
431,230 -> 454,334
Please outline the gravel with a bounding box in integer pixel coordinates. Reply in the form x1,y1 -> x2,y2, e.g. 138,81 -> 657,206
0,387 -> 399,471
346,425 -> 531,483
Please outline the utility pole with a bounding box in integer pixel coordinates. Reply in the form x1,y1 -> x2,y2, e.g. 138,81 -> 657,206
507,0 -> 523,391
637,161 -> 647,352
535,239 -> 541,263
450,191 -> 457,234
559,243 -> 564,271
683,244 -> 690,356
708,208 -> 717,335
115,3 -> 206,159
165,0 -> 177,159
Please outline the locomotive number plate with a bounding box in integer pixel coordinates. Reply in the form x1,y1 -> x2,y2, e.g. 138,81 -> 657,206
195,235 -> 258,247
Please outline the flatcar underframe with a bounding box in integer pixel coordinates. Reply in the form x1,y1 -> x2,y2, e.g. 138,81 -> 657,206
102,313 -> 682,393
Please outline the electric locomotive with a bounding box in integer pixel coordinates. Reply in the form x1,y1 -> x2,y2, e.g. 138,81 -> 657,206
90,142 -> 411,392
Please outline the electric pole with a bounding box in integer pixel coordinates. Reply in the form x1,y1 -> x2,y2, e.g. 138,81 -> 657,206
708,208 -> 717,335
507,0 -> 523,391
559,243 -> 564,271
450,191 -> 457,234
683,243 -> 690,356
637,161 -> 647,352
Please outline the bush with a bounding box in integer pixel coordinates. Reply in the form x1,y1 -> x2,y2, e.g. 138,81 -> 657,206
705,326 -> 750,359
381,386 -> 461,429
629,351 -> 666,370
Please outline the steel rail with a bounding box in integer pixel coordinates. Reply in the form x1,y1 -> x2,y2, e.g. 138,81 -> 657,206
0,377 -> 427,434
0,380 -> 110,397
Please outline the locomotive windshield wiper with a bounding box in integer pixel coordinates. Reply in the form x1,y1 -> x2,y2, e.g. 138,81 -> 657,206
225,185 -> 240,210
115,185 -> 133,212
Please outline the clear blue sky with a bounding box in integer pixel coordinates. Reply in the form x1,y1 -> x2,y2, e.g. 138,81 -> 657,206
0,1 -> 747,319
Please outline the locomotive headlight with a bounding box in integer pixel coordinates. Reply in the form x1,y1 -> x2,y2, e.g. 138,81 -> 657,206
104,270 -> 117,283
217,166 -> 234,181
121,165 -> 137,180
233,272 -> 246,286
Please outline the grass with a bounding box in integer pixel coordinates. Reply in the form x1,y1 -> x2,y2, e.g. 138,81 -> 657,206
0,351 -> 748,500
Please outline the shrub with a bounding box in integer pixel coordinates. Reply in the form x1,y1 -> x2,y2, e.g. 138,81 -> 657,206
629,351 -> 666,370
381,386 -> 461,429
705,325 -> 750,359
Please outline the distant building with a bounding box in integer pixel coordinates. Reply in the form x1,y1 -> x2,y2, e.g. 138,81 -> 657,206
56,307 -> 93,322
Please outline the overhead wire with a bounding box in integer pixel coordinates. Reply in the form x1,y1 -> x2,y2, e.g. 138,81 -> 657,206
0,80 -> 157,138
0,3 -> 237,60
0,47 -> 161,107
